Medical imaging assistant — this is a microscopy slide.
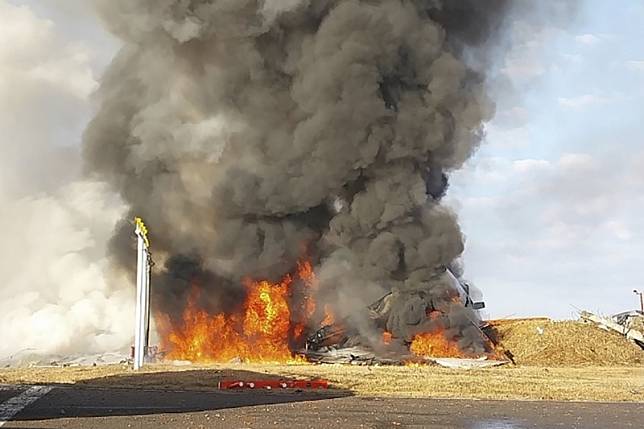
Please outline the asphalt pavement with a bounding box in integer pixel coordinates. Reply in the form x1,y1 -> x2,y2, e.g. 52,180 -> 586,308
1,384 -> 642,429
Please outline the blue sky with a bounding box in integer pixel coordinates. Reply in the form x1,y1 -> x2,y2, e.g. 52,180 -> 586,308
3,0 -> 643,320
448,0 -> 644,317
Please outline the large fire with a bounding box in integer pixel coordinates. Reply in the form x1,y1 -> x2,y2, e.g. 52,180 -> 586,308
157,260 -> 489,363
409,308 -> 473,358
408,309 -> 498,359
158,260 -> 317,363
409,330 -> 462,358
405,303 -> 465,358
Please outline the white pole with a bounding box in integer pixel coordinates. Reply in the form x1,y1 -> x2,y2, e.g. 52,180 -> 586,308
133,220 -> 150,371
133,229 -> 145,370
144,251 -> 151,355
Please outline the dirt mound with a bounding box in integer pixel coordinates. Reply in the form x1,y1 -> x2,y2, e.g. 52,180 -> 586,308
490,319 -> 643,366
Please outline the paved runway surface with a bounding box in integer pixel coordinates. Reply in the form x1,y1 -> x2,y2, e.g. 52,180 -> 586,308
1,384 -> 642,428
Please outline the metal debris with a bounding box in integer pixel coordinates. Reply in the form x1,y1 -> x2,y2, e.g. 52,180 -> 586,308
580,311 -> 644,349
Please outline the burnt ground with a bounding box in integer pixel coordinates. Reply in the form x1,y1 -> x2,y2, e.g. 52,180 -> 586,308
1,384 -> 642,429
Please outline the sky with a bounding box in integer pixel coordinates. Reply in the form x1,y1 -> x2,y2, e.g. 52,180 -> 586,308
448,0 -> 644,318
1,0 -> 643,326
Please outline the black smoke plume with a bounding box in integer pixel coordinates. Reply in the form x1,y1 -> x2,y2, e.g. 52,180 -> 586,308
85,0 -> 511,354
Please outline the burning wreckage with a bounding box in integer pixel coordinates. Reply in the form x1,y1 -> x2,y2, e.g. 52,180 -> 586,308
151,259 -> 502,366
302,267 -> 495,365
83,1 -> 516,367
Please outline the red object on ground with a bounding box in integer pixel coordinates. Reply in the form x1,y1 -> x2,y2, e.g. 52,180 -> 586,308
218,379 -> 329,390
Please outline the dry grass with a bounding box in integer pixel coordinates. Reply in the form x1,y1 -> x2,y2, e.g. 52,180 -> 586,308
491,319 -> 643,366
2,319 -> 641,402
1,363 -> 642,402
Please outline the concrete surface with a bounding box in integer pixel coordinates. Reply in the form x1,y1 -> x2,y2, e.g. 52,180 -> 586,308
1,385 -> 642,429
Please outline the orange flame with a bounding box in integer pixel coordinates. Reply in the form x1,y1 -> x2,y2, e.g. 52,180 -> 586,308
158,258 -> 489,363
409,330 -> 462,358
321,304 -> 335,326
159,261 -> 316,363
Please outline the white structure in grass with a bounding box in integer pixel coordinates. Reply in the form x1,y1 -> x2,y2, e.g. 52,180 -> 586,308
133,217 -> 151,370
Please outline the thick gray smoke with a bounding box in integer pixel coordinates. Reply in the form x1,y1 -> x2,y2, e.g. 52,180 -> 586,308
86,0 -> 510,354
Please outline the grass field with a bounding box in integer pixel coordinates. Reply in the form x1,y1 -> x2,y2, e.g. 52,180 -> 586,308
2,320 -> 641,402
1,363 -> 642,402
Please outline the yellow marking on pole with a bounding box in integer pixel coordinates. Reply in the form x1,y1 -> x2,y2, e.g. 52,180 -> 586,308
134,217 -> 150,248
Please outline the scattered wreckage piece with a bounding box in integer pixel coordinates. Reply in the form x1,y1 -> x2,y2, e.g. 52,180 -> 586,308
300,346 -> 424,366
612,310 -> 644,334
299,347 -> 508,368
580,311 -> 644,349
306,323 -> 353,351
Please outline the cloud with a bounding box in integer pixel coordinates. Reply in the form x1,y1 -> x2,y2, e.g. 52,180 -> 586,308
484,123 -> 531,149
512,158 -> 552,173
561,53 -> 583,64
604,221 -> 632,241
557,153 -> 595,170
575,33 -> 601,45
557,94 -> 616,109
449,151 -> 644,318
449,1 -> 644,318
626,60 -> 644,72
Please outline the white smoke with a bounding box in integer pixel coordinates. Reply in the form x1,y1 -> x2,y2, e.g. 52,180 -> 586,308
0,1 -> 131,360
0,183 -> 130,358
